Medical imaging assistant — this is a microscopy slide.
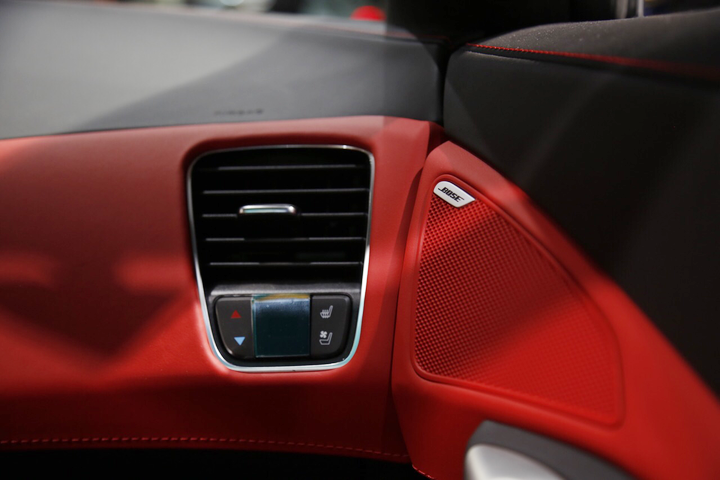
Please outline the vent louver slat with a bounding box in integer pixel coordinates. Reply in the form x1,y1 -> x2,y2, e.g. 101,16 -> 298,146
190,146 -> 372,290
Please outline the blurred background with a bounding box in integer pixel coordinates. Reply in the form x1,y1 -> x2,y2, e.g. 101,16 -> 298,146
84,0 -> 388,20
50,0 -> 720,24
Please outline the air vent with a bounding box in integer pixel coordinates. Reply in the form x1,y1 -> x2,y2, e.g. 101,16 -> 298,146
189,146 -> 372,293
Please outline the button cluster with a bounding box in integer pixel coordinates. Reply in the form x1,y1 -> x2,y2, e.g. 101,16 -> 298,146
215,294 -> 351,361
310,295 -> 350,358
215,297 -> 253,358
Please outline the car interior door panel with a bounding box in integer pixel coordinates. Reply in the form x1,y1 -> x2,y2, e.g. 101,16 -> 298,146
0,1 -> 718,478
392,141 -> 718,480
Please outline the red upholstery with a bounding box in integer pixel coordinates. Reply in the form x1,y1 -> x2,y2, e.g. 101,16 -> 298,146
393,141 -> 720,480
0,116 -> 439,460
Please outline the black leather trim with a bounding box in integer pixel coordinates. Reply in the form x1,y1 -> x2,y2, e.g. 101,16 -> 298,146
461,7 -> 720,84
445,12 -> 720,394
0,0 -> 445,140
479,7 -> 720,67
461,45 -> 720,84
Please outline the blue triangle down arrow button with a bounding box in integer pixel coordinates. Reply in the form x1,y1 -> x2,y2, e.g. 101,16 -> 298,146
234,336 -> 245,346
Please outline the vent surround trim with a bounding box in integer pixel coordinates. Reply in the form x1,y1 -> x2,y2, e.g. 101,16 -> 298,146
187,145 -> 374,372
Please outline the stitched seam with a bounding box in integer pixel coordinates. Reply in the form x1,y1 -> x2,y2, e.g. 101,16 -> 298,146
412,464 -> 437,479
0,437 -> 408,458
466,43 -> 720,81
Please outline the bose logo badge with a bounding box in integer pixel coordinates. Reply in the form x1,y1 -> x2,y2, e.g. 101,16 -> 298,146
433,181 -> 475,208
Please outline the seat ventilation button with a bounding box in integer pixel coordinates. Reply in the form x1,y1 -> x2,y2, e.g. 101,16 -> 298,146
310,295 -> 351,358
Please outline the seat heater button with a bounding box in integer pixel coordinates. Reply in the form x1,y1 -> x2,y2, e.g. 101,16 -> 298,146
311,295 -> 351,358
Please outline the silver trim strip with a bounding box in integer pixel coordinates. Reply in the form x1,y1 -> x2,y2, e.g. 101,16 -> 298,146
465,445 -> 562,480
239,204 -> 298,215
186,144 -> 374,373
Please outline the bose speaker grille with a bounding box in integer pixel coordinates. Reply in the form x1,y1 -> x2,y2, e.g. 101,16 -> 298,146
414,187 -> 621,423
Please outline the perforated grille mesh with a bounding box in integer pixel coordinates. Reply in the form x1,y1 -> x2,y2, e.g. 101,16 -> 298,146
414,191 -> 620,423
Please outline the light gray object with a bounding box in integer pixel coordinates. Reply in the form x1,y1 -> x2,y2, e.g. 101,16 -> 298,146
0,0 -> 443,139
466,422 -> 633,480
465,445 -> 563,480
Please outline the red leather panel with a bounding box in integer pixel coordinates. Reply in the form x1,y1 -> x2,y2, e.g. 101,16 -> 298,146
0,116 -> 439,460
393,142 -> 720,480
415,187 -> 621,424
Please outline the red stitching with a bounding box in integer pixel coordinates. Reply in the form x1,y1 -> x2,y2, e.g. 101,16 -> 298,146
0,436 -> 409,458
412,464 -> 437,479
466,43 -> 720,82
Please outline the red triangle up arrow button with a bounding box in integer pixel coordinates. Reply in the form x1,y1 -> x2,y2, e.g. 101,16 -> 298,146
231,310 -> 241,319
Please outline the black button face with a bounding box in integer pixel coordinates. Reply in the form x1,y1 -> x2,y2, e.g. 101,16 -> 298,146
310,295 -> 351,358
215,297 -> 254,359
253,294 -> 310,358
